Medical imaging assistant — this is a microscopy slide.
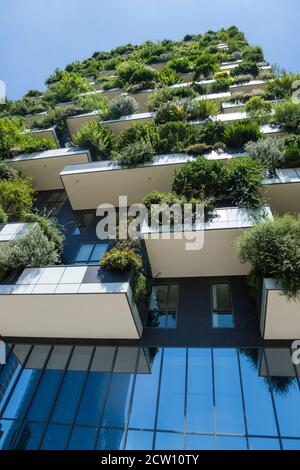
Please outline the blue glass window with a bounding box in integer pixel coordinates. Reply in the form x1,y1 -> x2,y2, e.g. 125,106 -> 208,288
26,370 -> 63,422
214,349 -> 245,434
216,436 -> 247,450
147,285 -> 178,328
74,243 -> 109,264
0,419 -> 19,450
101,374 -> 134,428
282,439 -> 300,450
0,354 -> 21,415
248,438 -> 280,450
73,213 -> 94,235
125,430 -> 153,450
96,428 -> 125,450
76,372 -> 110,426
156,348 -> 185,432
40,424 -> 70,450
212,283 -> 234,328
14,422 -> 45,450
50,372 -> 86,424
186,349 -> 214,433
2,369 -> 41,420
185,434 -> 215,450
68,426 -> 97,450
154,432 -> 184,450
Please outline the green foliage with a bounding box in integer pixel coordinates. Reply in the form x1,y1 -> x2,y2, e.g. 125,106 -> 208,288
208,77 -> 232,93
0,117 -> 24,159
73,120 -> 115,160
282,135 -> 300,168
173,156 -> 264,209
50,72 -> 90,102
245,96 -> 272,118
13,135 -> 56,156
155,121 -> 198,153
0,177 -> 35,219
231,61 -> 259,77
116,61 -> 156,87
245,138 -> 284,174
77,93 -> 110,115
155,100 -> 186,124
101,247 -> 143,271
117,122 -> 159,149
23,212 -> 65,254
232,74 -> 254,85
0,163 -> 18,181
264,73 -> 300,100
186,99 -> 219,120
197,120 -> 226,145
113,141 -> 155,167
193,53 -> 218,80
147,86 -> 196,112
0,207 -> 7,223
155,68 -> 181,86
108,95 -> 139,119
273,100 -> 300,133
0,224 -> 62,282
238,215 -> 300,299
186,142 -> 225,155
167,57 -> 191,73
242,46 -> 264,63
224,121 -> 262,148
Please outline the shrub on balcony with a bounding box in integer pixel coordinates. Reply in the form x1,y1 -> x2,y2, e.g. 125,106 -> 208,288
186,99 -> 219,121
208,77 -> 232,94
0,207 -> 7,223
116,61 -> 156,87
117,122 -> 159,149
155,101 -> 186,124
193,53 -> 218,80
238,215 -> 300,299
245,138 -> 284,175
167,57 -> 191,73
147,86 -> 196,112
112,141 -> 155,167
264,73 -> 300,100
23,212 -> 64,254
232,74 -> 254,85
231,61 -> 259,78
282,135 -> 300,168
245,96 -> 272,117
273,101 -> 300,133
242,46 -> 264,63
0,163 -> 18,181
197,120 -> 226,145
77,94 -> 110,116
155,68 -> 181,86
186,142 -> 226,155
155,121 -> 198,153
107,95 -> 139,119
49,72 -> 91,103
0,177 -> 35,219
0,224 -> 62,282
224,121 -> 261,148
73,120 -> 115,160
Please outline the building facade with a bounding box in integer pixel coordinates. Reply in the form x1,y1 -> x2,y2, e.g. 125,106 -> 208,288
0,27 -> 300,450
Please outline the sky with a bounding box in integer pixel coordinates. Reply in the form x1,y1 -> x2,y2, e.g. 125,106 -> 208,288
0,0 -> 299,100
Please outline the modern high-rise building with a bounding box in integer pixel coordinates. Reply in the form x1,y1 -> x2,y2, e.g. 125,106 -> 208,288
0,27 -> 299,450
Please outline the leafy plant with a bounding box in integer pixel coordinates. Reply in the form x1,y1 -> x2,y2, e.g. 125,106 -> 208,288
0,117 -> 24,159
0,177 -> 35,219
77,93 -> 110,116
224,121 -> 261,148
231,61 -> 259,77
245,138 -> 284,175
0,207 -> 7,223
264,73 -> 300,100
208,77 -> 232,93
155,100 -> 186,124
238,215 -> 300,299
242,46 -> 264,63
197,120 -> 226,145
282,134 -> 300,168
117,122 -> 158,149
273,100 -> 300,133
0,224 -> 62,282
50,72 -> 90,102
167,57 -> 191,73
156,121 -> 198,153
116,61 -> 156,87
113,141 -> 155,167
155,68 -> 181,86
245,96 -> 272,117
186,99 -> 219,120
107,95 -> 139,119
0,163 -> 18,181
73,120 -> 115,160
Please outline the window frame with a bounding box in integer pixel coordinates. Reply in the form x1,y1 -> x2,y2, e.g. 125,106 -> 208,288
73,242 -> 109,265
146,284 -> 179,329
210,281 -> 235,329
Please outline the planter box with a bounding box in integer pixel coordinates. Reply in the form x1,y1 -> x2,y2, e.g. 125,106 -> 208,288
260,279 -> 300,340
0,265 -> 143,340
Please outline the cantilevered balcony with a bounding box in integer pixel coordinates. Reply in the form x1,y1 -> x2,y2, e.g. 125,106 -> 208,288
260,279 -> 300,340
0,265 -> 143,340
142,207 -> 272,278
67,111 -> 155,138
29,127 -> 59,147
60,154 -> 194,210
7,147 -> 91,191
264,168 -> 300,215
0,223 -> 37,244
230,80 -> 267,95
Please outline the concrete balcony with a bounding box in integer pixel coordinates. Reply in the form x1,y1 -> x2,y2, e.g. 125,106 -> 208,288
23,111 -> 47,126
260,279 -> 300,340
60,154 -> 194,210
67,110 -> 100,138
0,223 -> 37,244
264,168 -> 300,215
0,265 -> 143,340
7,147 -> 91,191
142,207 -> 272,278
230,80 -> 267,95
29,127 -> 59,147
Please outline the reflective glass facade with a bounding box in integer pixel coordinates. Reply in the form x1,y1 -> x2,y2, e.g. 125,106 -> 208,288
0,344 -> 300,450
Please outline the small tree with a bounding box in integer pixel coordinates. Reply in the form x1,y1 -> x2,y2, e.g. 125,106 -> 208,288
231,61 -> 259,77
238,215 -> 300,299
245,138 -> 284,175
155,68 -> 181,86
224,121 -> 261,148
113,141 -> 154,167
73,120 -> 115,160
52,72 -> 90,102
245,96 -> 272,120
273,101 -> 300,133
0,177 -> 35,219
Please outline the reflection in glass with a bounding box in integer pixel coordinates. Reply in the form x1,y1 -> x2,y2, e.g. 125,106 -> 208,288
282,439 -> 300,450
102,374 -> 134,428
248,438 -> 280,450
155,432 -> 183,450
0,354 -> 21,415
0,419 -> 19,450
157,349 -> 185,432
96,428 -> 125,450
68,426 -> 97,450
50,372 -> 86,424
26,370 -> 63,421
217,436 -> 247,450
129,349 -> 161,430
125,430 -> 153,450
185,434 -> 214,450
214,349 -> 245,434
76,372 -> 110,426
186,349 -> 214,433
40,424 -> 70,450
2,369 -> 41,420
14,422 -> 45,450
